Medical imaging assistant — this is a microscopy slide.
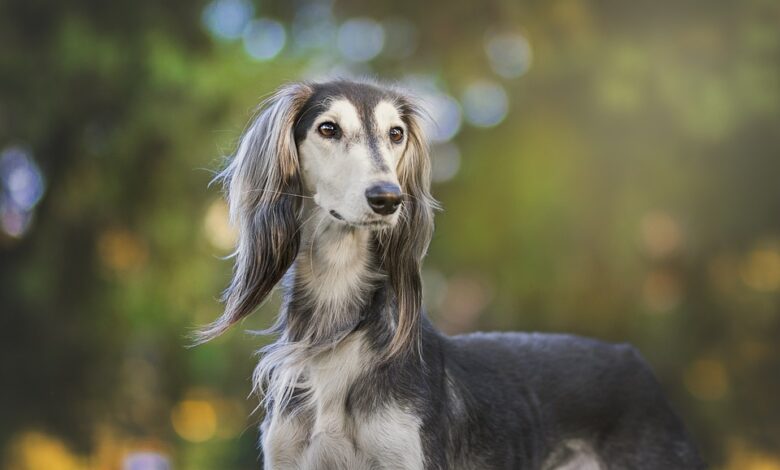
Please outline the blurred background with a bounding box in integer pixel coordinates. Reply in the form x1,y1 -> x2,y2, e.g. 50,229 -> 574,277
1,0 -> 779,468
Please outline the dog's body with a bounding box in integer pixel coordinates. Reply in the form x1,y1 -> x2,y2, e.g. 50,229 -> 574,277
199,80 -> 705,469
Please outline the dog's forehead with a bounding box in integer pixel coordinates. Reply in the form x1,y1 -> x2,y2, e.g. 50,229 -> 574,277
374,101 -> 403,128
294,81 -> 402,142
325,99 -> 363,133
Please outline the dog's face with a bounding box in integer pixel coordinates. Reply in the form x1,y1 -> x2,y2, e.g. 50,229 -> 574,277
294,83 -> 409,229
197,80 -> 435,354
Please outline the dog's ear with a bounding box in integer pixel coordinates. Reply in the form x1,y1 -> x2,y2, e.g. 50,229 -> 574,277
379,98 -> 438,358
195,83 -> 313,343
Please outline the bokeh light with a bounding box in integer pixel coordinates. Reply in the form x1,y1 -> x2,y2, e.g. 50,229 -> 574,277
97,228 -> 148,275
203,199 -> 237,252
484,31 -> 532,78
201,0 -> 254,40
291,1 -> 337,54
461,80 -> 509,128
0,146 -> 45,238
684,359 -> 730,401
1,147 -> 44,210
123,452 -> 171,470
426,93 -> 462,142
0,201 -> 32,238
740,243 -> 780,292
171,399 -> 218,443
381,18 -> 418,59
402,77 -> 464,143
640,211 -> 684,259
422,268 -> 448,313
438,274 -> 494,333
243,18 -> 286,61
337,18 -> 385,62
5,432 -> 84,470
430,142 -> 461,183
725,440 -> 780,470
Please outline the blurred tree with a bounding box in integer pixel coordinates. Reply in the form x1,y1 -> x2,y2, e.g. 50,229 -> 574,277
1,0 -> 779,467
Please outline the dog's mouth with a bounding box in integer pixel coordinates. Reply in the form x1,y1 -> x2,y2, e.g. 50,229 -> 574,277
328,209 -> 392,229
349,220 -> 392,229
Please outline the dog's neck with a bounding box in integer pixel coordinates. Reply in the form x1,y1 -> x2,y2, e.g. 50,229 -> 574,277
255,206 -> 425,417
280,209 -> 386,346
254,209 -> 394,415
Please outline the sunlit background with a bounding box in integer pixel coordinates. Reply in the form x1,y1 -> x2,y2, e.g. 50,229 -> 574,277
1,0 -> 779,468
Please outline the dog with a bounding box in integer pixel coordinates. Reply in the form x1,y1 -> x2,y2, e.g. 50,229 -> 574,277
196,79 -> 706,469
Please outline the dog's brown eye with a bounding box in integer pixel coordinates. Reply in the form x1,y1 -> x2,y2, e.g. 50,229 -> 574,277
317,122 -> 340,139
389,127 -> 404,143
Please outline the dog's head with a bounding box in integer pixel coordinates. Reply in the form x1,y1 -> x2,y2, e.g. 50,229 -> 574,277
196,80 -> 436,357
296,81 -> 414,228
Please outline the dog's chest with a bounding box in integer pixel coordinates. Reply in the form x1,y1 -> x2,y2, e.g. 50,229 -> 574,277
261,334 -> 424,470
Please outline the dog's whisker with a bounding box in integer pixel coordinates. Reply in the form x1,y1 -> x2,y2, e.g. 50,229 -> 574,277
307,214 -> 328,277
293,210 -> 322,239
238,187 -> 314,200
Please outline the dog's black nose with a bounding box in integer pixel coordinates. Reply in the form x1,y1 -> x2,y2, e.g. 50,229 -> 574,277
365,183 -> 402,215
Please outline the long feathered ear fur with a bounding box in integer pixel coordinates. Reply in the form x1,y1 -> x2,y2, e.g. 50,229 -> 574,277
379,97 -> 438,358
195,83 -> 313,343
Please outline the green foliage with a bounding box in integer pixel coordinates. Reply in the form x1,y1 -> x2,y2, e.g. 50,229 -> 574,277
1,0 -> 779,467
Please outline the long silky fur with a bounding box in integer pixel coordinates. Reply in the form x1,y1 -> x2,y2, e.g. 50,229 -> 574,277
375,97 -> 437,358
197,80 -> 436,413
193,83 -> 314,343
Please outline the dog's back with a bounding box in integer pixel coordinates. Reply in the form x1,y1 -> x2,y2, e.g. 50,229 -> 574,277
434,331 -> 705,469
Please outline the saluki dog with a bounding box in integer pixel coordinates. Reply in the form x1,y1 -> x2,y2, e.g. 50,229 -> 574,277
197,79 -> 705,469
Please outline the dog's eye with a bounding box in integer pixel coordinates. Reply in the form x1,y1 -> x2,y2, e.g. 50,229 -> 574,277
317,122 -> 340,139
389,127 -> 404,143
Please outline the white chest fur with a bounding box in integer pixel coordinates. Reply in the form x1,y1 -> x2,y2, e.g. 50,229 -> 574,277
259,218 -> 424,469
260,332 -> 424,470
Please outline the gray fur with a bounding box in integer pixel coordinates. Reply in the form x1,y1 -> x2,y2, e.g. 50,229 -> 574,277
198,79 -> 706,470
